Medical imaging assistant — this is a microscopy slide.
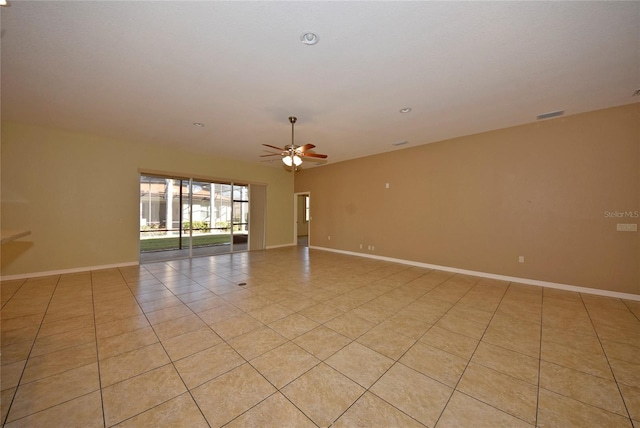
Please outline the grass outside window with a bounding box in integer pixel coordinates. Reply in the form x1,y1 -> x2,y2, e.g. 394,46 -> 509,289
140,234 -> 232,252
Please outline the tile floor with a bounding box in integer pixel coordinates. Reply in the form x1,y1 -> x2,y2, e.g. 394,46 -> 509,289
1,247 -> 639,427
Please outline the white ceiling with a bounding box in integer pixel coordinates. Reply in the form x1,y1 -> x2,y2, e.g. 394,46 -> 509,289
2,1 -> 639,167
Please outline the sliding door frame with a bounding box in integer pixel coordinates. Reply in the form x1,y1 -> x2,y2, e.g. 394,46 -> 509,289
139,171 -> 263,261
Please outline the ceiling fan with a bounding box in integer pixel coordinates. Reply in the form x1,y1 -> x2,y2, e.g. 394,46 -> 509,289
261,116 -> 328,169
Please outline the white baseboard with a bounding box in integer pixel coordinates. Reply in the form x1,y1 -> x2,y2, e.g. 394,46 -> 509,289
5,248 -> 638,302
0,261 -> 139,281
266,243 -> 296,249
309,245 -> 640,301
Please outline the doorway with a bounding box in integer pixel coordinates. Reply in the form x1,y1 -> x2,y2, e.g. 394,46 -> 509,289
294,192 -> 310,247
139,174 -> 254,262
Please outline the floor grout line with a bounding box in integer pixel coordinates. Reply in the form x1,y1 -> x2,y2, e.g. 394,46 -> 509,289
2,249 -> 638,427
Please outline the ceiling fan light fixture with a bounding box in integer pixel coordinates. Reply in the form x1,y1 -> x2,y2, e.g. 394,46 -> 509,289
262,116 -> 327,170
282,154 -> 302,167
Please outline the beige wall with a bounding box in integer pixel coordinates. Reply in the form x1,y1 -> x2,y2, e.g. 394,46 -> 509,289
295,104 -> 640,295
1,122 -> 294,276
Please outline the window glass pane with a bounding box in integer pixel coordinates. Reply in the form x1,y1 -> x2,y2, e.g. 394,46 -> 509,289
212,183 -> 232,246
139,175 -> 182,252
189,181 -> 211,233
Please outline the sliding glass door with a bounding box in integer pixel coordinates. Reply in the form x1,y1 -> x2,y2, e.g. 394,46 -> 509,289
139,174 -> 250,262
232,185 -> 249,252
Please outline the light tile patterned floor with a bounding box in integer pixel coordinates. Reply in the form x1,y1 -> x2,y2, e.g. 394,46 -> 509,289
1,247 -> 639,427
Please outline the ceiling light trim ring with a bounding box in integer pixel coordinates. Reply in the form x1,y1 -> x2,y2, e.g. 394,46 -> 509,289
301,32 -> 319,45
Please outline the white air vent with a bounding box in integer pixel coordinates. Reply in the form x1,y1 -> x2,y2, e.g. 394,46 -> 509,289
536,110 -> 565,120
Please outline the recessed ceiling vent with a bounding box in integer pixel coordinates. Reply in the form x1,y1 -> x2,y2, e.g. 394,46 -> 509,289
392,141 -> 408,146
536,110 -> 565,120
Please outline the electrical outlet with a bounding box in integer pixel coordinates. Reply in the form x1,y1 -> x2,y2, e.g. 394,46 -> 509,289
518,256 -> 525,263
359,244 -> 363,249
328,235 -> 331,240
371,246 -> 375,251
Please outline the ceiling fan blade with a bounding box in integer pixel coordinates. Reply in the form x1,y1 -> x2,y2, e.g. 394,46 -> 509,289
259,153 -> 282,157
302,152 -> 328,159
262,144 -> 286,151
298,144 -> 316,152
